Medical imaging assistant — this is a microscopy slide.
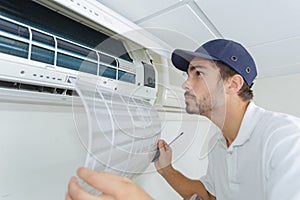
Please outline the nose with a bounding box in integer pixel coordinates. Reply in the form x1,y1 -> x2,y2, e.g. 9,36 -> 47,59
182,78 -> 190,91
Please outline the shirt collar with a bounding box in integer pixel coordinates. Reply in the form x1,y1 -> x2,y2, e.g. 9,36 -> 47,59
230,101 -> 265,148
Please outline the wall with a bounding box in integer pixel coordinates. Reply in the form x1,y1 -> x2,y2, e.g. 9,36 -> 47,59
0,92 -> 88,200
253,73 -> 300,117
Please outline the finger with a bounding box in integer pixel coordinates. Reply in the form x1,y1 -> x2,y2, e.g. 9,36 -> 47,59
67,176 -> 78,193
158,141 -> 171,155
158,143 -> 166,155
78,167 -> 130,184
66,192 -> 72,200
165,143 -> 172,151
157,140 -> 167,149
68,176 -> 100,200
77,167 -> 131,198
154,159 -> 160,169
98,194 -> 115,200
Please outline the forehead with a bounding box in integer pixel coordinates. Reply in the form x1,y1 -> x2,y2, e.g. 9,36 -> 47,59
188,57 -> 217,71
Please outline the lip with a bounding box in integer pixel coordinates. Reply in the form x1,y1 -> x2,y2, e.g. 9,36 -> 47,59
184,95 -> 195,103
184,93 -> 195,99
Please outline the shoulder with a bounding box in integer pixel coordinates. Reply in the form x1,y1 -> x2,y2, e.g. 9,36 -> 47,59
262,110 -> 300,152
253,103 -> 300,136
256,108 -> 300,177
255,106 -> 300,151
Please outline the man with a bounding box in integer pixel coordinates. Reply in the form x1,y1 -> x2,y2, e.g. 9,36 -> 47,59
66,39 -> 300,200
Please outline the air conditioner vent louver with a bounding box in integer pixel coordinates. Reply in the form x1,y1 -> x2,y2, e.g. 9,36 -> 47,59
0,79 -> 77,96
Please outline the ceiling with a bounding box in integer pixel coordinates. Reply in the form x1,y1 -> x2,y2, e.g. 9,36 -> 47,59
96,0 -> 300,79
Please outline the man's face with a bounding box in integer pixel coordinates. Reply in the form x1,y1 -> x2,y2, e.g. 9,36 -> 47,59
182,57 -> 225,117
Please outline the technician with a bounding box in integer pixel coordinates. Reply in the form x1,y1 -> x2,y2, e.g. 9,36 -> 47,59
66,39 -> 300,200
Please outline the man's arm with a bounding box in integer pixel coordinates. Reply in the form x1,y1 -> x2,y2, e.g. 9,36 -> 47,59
154,140 -> 215,200
159,165 -> 215,200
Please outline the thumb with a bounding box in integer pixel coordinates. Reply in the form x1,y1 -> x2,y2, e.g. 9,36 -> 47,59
157,140 -> 167,149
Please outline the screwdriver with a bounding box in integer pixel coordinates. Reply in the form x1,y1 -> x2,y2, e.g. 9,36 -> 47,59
151,132 -> 184,162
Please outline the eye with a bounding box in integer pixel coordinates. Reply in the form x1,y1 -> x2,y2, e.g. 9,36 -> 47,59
196,71 -> 203,76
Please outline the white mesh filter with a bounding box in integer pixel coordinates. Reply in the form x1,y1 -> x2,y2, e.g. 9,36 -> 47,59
72,75 -> 161,193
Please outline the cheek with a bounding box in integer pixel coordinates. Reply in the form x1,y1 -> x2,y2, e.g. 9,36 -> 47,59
193,80 -> 210,95
205,77 -> 223,93
193,87 -> 212,105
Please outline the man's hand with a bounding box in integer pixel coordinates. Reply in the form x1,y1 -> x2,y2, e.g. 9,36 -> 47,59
154,139 -> 173,175
66,167 -> 153,200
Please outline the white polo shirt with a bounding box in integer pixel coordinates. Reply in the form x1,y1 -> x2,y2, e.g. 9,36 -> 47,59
199,102 -> 300,200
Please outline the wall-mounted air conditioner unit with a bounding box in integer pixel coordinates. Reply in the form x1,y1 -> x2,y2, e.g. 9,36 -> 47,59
0,0 -> 159,104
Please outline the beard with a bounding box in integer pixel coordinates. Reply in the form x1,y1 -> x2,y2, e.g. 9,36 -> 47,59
184,77 -> 226,118
184,92 -> 212,116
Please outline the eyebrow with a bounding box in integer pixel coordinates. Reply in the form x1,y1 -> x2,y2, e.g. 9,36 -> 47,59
191,65 -> 207,69
187,65 -> 207,74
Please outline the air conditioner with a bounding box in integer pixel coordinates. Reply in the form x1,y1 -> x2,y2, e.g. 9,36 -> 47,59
0,0 -> 160,104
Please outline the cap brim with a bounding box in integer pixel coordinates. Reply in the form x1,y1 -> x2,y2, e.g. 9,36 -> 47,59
171,49 -> 219,71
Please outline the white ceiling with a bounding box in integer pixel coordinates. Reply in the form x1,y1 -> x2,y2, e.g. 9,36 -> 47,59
96,0 -> 300,78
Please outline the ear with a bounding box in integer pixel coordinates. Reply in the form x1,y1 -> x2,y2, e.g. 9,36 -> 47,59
225,74 -> 244,94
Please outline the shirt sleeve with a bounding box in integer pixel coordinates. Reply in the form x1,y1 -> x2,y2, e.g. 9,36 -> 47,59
265,128 -> 300,200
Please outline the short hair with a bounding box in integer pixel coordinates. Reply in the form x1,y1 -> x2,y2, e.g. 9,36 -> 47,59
214,61 -> 254,101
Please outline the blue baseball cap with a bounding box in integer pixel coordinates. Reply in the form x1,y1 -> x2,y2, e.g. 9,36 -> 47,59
171,39 -> 257,87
